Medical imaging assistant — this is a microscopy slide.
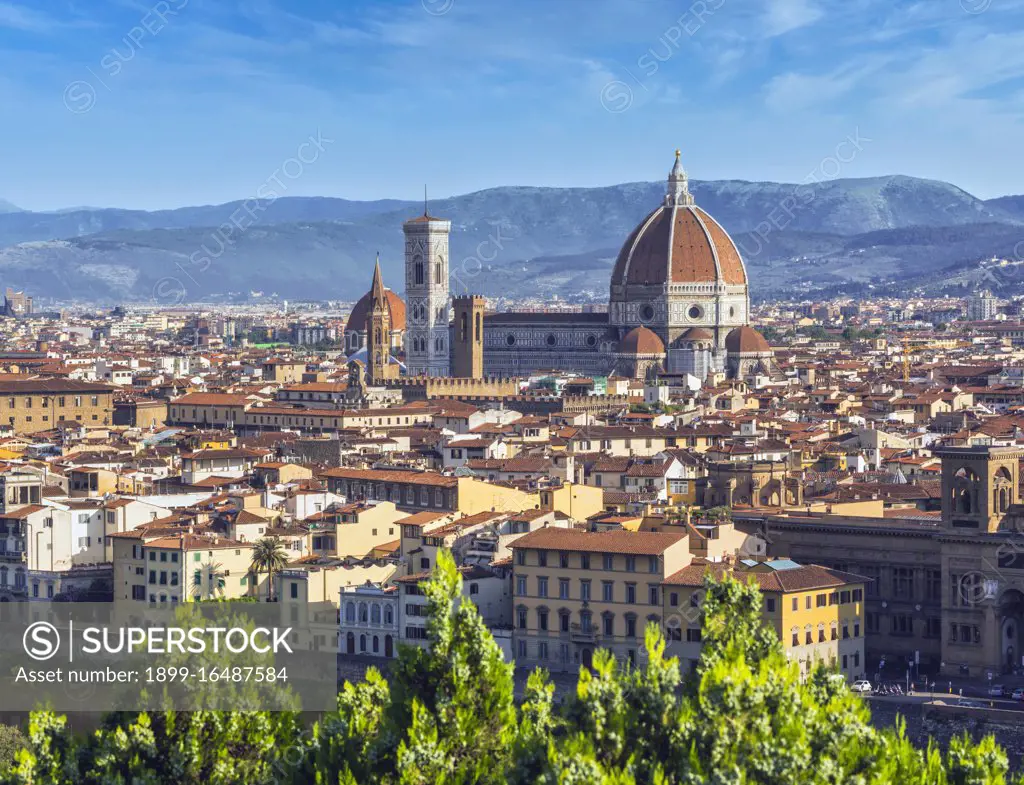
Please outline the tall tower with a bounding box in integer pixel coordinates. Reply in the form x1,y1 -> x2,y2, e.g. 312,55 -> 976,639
365,256 -> 396,385
404,208 -> 452,377
451,295 -> 485,379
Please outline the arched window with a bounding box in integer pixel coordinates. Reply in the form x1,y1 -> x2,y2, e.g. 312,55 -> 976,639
384,605 -> 393,624
0,567 -> 8,586
475,312 -> 482,341
435,257 -> 443,282
460,312 -> 468,342
469,583 -> 479,595
414,257 -> 424,285
359,602 -> 368,623
372,635 -> 379,653
345,601 -> 355,623
371,603 -> 382,624
359,634 -> 366,652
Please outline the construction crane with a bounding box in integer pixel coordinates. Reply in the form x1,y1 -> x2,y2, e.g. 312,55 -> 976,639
901,337 -> 958,382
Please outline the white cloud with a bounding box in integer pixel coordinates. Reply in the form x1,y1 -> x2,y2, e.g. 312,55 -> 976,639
763,0 -> 824,37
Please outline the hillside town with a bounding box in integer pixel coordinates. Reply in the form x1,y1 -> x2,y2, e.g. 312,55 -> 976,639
3,161 -> 1024,696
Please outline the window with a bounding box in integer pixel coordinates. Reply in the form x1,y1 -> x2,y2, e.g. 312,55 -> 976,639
516,576 -> 527,595
603,554 -> 614,570
892,567 -> 914,598
805,626 -> 813,645
538,551 -> 547,567
669,592 -> 679,607
816,593 -> 827,608
516,551 -> 525,566
602,581 -> 613,602
290,582 -> 299,599
625,616 -> 637,638
580,554 -> 590,570
560,612 -> 570,632
625,583 -> 636,604
686,628 -> 702,643
603,614 -> 614,636
559,578 -> 570,599
791,597 -> 798,611
559,552 -> 569,568
537,641 -> 548,660
538,609 -> 548,631
648,556 -> 658,573
891,614 -> 913,636
580,580 -> 591,601
805,596 -> 811,610
818,625 -> 826,643
517,609 -> 527,629
648,586 -> 659,605
625,556 -> 636,572
791,628 -> 799,646
537,577 -> 548,598
842,624 -> 849,640
766,598 -> 776,613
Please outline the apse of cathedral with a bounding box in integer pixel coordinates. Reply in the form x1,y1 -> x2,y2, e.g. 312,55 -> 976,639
343,151 -> 777,383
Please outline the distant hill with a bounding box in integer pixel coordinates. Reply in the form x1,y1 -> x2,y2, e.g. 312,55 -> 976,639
0,175 -> 1021,303
0,199 -> 22,214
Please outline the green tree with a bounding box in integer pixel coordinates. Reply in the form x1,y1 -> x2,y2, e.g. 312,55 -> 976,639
250,537 -> 288,601
0,726 -> 24,774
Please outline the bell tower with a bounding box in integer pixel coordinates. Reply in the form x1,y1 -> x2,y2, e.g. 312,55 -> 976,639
404,201 -> 452,377
366,256 -> 397,385
451,294 -> 485,379
936,446 -> 1022,532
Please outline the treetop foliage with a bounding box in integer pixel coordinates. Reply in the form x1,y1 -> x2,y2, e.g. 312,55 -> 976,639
4,553 -> 1020,785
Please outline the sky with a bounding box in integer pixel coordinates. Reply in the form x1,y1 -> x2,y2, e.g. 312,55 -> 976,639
2,0 -> 1023,211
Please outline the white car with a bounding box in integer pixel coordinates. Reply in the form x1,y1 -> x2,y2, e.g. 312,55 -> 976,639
850,680 -> 873,694
1012,687 -> 1024,701
988,684 -> 1006,697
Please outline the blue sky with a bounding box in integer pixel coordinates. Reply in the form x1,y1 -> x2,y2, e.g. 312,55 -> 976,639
2,0 -> 1023,210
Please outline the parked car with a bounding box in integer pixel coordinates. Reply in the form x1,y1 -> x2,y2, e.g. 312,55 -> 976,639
988,684 -> 1006,697
1012,687 -> 1024,701
850,680 -> 873,694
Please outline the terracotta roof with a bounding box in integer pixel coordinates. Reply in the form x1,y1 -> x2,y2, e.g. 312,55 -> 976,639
510,528 -> 686,555
320,467 -> 458,488
663,562 -> 869,592
726,326 -> 771,355
345,288 -> 406,334
619,326 -> 665,355
611,204 -> 747,287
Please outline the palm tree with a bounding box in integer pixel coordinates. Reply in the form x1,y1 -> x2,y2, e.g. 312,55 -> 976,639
250,537 -> 289,602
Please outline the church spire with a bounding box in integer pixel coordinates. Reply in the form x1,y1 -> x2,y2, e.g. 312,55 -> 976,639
665,148 -> 693,207
371,253 -> 386,310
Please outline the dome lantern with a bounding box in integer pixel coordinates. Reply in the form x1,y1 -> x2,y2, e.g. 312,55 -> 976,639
665,149 -> 694,207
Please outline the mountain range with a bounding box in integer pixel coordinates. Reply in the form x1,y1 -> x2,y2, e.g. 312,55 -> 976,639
1,175 -> 1022,304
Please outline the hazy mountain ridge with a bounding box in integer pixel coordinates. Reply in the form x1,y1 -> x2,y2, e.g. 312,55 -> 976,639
0,175 -> 1020,302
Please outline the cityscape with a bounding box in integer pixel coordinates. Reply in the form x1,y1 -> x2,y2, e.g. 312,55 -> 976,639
2,0 -> 1024,782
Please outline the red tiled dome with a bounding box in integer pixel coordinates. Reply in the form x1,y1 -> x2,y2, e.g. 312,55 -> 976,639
619,326 -> 665,355
345,289 -> 406,334
611,204 -> 747,288
725,326 -> 771,354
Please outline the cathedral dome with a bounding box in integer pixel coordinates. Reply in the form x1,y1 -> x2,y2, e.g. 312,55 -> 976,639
346,288 -> 406,334
725,326 -> 771,355
618,325 -> 665,355
610,152 -> 747,289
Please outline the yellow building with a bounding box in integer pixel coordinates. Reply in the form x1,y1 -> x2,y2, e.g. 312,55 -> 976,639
110,531 -> 259,607
304,500 -> 405,558
510,528 -> 693,670
662,559 -> 867,680
0,379 -> 114,433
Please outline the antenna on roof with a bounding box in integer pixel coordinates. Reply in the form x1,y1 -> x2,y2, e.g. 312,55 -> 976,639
423,184 -> 428,217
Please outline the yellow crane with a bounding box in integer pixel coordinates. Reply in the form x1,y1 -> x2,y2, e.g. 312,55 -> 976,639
901,337 -> 958,382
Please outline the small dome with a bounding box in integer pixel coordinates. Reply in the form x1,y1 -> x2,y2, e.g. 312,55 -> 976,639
680,327 -> 713,341
346,289 -> 406,334
726,326 -> 771,354
619,326 -> 665,355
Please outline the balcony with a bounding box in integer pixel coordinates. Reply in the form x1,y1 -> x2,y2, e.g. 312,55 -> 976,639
570,623 -> 598,644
